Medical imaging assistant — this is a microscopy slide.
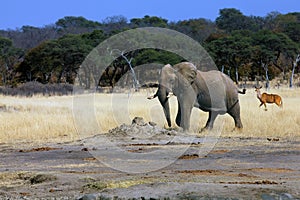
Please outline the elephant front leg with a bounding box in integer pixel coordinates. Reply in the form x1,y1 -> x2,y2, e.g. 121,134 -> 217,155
203,111 -> 218,130
179,100 -> 194,131
175,101 -> 181,127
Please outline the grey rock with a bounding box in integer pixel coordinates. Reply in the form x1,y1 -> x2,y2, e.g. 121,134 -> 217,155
77,194 -> 97,200
132,117 -> 146,126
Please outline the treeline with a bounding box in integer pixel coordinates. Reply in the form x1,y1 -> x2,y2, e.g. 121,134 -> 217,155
0,8 -> 299,91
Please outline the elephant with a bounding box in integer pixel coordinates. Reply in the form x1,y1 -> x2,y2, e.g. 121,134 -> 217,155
148,62 -> 246,131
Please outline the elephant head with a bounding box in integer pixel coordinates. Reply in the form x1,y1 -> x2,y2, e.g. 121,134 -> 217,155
156,62 -> 197,128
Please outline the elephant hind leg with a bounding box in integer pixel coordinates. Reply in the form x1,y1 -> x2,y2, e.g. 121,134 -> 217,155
227,103 -> 243,129
233,115 -> 243,129
204,111 -> 218,130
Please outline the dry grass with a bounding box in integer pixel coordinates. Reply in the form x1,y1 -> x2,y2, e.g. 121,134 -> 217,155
0,96 -> 77,144
0,87 -> 299,145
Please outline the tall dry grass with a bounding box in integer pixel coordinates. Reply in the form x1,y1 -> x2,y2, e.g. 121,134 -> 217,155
0,87 -> 299,145
0,96 -> 76,144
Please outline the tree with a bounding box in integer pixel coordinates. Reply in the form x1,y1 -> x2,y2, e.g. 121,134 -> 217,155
264,11 -> 281,31
101,15 -> 129,33
250,30 -> 299,88
55,16 -> 102,34
205,31 -> 253,83
0,17 -> 105,50
110,49 -> 139,90
283,22 -> 300,43
273,13 -> 300,43
17,34 -> 93,84
130,15 -> 168,27
0,36 -> 23,85
81,30 -> 107,47
216,8 -> 266,33
2,12 -> 300,88
171,18 -> 217,43
0,25 -> 60,50
216,8 -> 248,32
16,40 -> 59,83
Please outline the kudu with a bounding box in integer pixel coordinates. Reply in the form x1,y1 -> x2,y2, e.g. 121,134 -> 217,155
255,86 -> 283,111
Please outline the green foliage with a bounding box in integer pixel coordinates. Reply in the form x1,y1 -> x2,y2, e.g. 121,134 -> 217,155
130,15 -> 168,27
216,8 -> 265,32
272,13 -> 300,43
171,18 -> 216,42
133,49 -> 184,66
206,29 -> 299,81
81,30 -> 107,47
16,33 -> 101,84
283,22 -> 300,43
55,16 -> 101,29
216,8 -> 246,31
0,36 -> 12,50
205,30 -> 253,82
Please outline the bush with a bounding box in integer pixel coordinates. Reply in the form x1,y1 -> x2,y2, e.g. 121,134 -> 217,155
0,82 -> 73,96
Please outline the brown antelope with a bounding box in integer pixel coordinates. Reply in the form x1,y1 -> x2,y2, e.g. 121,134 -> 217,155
255,86 -> 283,111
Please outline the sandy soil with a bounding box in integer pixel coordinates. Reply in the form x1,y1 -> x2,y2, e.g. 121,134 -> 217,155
0,119 -> 299,199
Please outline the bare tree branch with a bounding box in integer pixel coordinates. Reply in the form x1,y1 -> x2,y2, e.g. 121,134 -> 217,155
110,49 -> 139,91
290,54 -> 300,88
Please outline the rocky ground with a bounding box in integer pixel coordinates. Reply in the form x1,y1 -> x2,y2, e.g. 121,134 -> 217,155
0,117 -> 299,199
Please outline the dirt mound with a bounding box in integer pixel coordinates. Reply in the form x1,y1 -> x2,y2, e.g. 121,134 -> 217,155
107,117 -> 177,138
29,174 -> 57,184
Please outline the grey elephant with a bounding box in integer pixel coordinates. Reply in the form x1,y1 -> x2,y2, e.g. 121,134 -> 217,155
148,62 -> 246,131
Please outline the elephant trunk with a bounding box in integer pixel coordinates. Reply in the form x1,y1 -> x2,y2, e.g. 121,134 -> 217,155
157,85 -> 172,127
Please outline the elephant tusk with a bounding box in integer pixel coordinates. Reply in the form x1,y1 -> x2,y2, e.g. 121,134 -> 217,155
167,92 -> 174,98
147,92 -> 174,100
147,95 -> 155,100
147,93 -> 158,100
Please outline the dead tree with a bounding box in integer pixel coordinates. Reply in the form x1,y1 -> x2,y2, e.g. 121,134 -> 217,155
111,49 -> 140,91
262,61 -> 270,90
289,54 -> 300,88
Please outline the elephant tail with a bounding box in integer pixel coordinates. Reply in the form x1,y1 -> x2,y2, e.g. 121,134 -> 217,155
238,88 -> 246,94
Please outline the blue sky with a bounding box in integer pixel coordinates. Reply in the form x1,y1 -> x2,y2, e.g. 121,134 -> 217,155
1,0 -> 299,30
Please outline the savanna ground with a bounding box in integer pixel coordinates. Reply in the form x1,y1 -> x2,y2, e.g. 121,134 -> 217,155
0,87 -> 299,199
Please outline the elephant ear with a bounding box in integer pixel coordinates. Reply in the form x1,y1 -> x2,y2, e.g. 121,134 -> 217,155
174,62 -> 197,84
